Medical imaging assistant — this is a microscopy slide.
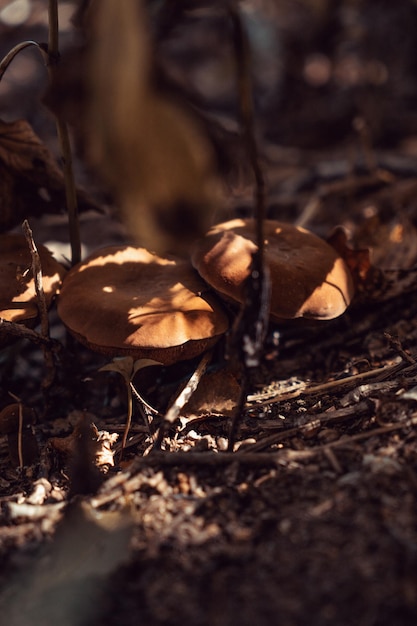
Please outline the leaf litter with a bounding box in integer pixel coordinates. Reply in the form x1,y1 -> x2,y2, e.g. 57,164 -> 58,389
1,2 -> 417,626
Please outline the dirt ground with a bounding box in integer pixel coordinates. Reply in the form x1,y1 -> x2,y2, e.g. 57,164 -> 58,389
1,2 -> 417,625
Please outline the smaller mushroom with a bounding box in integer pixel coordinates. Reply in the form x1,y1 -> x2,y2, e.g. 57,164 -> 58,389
191,218 -> 355,322
0,234 -> 66,344
57,246 -> 229,365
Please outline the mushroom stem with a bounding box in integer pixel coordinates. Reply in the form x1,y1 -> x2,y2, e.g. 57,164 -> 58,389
120,382 -> 133,459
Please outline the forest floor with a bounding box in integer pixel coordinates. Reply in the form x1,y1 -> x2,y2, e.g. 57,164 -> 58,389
1,2 -> 417,625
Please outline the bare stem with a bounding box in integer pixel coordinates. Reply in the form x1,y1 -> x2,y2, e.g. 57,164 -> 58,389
47,0 -> 81,266
226,3 -> 270,450
153,351 -> 212,450
228,3 -> 266,254
0,41 -> 47,82
0,318 -> 61,351
22,221 -> 49,339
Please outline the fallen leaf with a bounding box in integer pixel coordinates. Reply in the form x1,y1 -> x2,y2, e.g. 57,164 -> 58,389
183,370 -> 242,418
0,118 -> 97,233
327,226 -> 372,289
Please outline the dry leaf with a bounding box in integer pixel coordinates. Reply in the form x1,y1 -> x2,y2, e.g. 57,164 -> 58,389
0,118 -> 97,233
183,370 -> 242,418
49,415 -> 118,469
327,226 -> 372,288
88,0 -> 221,253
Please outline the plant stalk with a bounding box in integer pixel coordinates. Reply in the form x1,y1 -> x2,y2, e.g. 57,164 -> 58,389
47,0 -> 81,265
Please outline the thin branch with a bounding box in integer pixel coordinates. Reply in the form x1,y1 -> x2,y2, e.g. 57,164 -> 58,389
22,220 -> 55,388
0,41 -> 48,82
130,381 -> 160,442
47,0 -> 81,266
22,221 -> 49,339
0,318 -> 61,351
228,3 -> 266,244
152,351 -> 212,450
0,6 -> 81,265
117,411 -> 417,476
246,360 -> 417,407
242,401 -> 371,453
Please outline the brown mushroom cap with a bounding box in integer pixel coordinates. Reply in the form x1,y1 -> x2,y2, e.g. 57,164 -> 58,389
191,219 -> 355,321
57,246 -> 229,365
0,234 -> 66,324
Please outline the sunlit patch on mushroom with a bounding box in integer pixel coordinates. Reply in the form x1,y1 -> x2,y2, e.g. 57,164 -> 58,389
191,218 -> 355,322
57,246 -> 229,365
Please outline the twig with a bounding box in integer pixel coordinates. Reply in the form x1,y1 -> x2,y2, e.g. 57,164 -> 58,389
9,392 -> 24,469
0,5 -> 81,265
241,401 -> 371,453
111,411 -> 417,477
129,381 -> 160,442
314,415 -> 417,456
22,221 -> 49,339
129,381 -> 160,416
152,351 -> 212,451
17,400 -> 24,469
88,413 -> 417,509
0,41 -> 48,82
22,220 -> 55,388
384,332 -> 416,364
246,360 -> 417,407
226,2 -> 270,450
0,318 -> 61,351
47,0 -> 81,266
295,196 -> 321,228
119,378 -> 133,458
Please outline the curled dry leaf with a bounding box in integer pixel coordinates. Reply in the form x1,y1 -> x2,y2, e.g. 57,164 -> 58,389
0,118 -> 97,233
88,0 -> 221,253
326,226 -> 373,290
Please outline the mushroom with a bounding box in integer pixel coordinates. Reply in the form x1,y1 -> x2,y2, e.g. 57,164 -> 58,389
0,234 -> 66,342
191,218 -> 355,322
57,245 -> 229,365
